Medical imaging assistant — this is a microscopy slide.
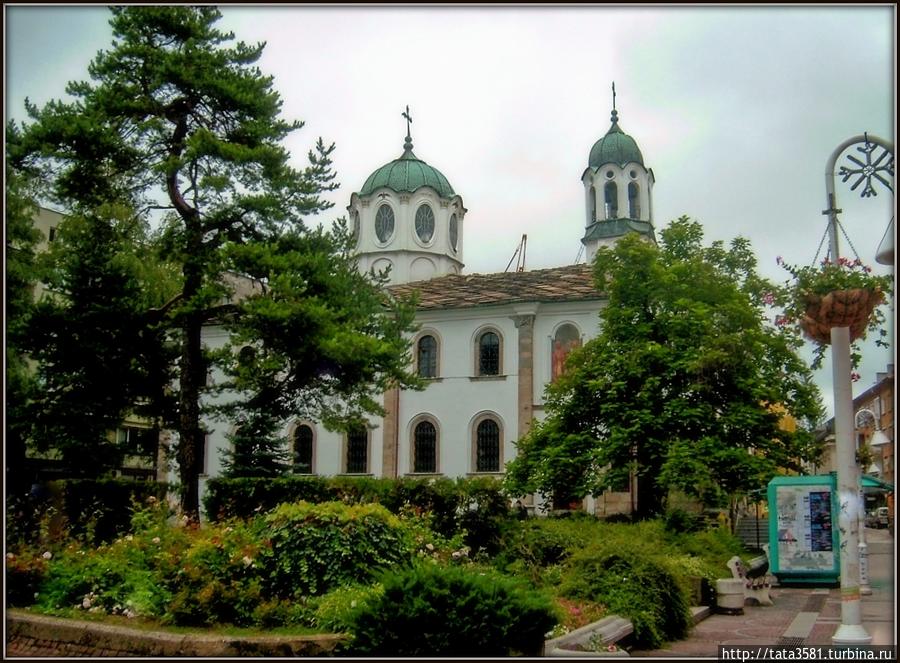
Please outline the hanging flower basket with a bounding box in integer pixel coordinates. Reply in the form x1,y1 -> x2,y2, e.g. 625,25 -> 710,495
772,256 -> 892,367
798,287 -> 883,344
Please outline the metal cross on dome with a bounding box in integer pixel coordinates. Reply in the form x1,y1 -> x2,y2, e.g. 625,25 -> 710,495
838,134 -> 894,197
402,105 -> 412,138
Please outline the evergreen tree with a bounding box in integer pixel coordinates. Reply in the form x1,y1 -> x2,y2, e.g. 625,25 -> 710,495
219,409 -> 291,478
23,205 -> 176,477
505,218 -> 824,519
13,7 -> 418,516
5,125 -> 43,492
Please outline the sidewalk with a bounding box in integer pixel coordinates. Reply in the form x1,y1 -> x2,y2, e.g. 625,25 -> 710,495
631,527 -> 895,657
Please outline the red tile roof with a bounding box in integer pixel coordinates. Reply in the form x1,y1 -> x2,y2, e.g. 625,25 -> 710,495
389,263 -> 604,310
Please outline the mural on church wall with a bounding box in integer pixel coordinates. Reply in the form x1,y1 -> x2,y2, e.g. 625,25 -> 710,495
551,324 -> 582,383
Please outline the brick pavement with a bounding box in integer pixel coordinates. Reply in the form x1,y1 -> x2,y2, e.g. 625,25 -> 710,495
631,527 -> 894,657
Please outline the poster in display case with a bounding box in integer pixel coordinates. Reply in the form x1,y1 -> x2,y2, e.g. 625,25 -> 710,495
767,475 -> 840,585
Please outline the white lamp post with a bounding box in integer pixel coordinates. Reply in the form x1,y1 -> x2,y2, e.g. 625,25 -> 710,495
853,407 -> 883,596
824,134 -> 893,646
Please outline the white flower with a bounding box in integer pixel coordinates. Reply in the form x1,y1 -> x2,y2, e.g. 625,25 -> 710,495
125,535 -> 134,542
242,555 -> 253,568
425,543 -> 435,551
6,552 -> 15,561
41,551 -> 52,560
152,537 -> 161,544
82,597 -> 92,609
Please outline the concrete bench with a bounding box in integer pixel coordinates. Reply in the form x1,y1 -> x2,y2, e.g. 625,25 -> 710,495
726,545 -> 773,607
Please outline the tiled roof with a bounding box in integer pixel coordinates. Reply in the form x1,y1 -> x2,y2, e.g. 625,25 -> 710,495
389,263 -> 604,310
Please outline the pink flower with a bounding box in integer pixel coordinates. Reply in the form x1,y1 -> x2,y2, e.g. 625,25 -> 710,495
763,292 -> 775,305
850,372 -> 861,383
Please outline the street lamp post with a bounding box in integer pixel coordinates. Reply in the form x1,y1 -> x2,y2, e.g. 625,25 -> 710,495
823,134 -> 893,646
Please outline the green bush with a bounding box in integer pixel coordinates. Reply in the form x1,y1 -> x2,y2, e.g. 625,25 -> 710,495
347,563 -> 558,656
308,584 -> 385,633
259,501 -> 414,598
204,476 -> 514,555
561,546 -> 691,649
56,479 -> 170,544
664,507 -> 704,534
5,549 -> 50,607
163,519 -> 268,626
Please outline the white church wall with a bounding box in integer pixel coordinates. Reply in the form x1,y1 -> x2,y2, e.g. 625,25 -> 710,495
397,307 -> 519,477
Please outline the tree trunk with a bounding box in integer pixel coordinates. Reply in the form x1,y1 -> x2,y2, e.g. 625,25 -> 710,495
177,307 -> 204,520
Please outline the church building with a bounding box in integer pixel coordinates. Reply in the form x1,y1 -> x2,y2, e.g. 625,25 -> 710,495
198,102 -> 657,513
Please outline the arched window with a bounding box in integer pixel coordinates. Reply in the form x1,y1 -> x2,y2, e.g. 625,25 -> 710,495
477,330 -> 501,376
475,418 -> 501,473
413,421 -> 437,473
345,425 -> 368,474
375,204 -> 395,243
589,185 -> 597,222
417,334 -> 438,378
551,324 -> 582,383
293,424 -> 314,474
415,204 -> 435,243
628,182 -> 640,219
604,181 -> 618,219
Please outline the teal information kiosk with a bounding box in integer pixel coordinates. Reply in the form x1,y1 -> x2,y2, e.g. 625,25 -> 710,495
767,474 -> 840,586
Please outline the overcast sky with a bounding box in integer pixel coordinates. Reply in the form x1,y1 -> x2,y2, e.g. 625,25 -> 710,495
5,4 -> 896,418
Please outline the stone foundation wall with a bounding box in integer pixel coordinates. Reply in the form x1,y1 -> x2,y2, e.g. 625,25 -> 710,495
6,610 -> 346,657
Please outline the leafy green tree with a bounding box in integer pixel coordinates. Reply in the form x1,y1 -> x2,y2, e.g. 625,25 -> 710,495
13,7 -> 418,516
505,218 -> 824,519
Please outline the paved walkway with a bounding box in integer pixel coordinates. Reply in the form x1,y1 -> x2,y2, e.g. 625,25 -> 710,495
631,527 -> 895,658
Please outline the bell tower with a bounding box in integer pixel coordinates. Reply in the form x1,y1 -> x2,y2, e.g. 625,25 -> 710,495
581,85 -> 656,263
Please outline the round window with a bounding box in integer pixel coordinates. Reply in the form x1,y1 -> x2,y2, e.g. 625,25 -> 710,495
375,205 -> 395,243
605,170 -> 615,179
630,170 -> 638,179
449,214 -> 458,252
415,204 -> 435,243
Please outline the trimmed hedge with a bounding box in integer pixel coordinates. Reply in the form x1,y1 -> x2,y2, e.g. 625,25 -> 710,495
6,479 -> 170,547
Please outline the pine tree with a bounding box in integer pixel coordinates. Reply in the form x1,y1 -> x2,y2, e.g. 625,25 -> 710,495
13,7 -> 418,516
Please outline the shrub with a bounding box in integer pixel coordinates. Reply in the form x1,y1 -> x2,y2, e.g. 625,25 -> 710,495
561,547 -> 691,649
664,507 -> 704,534
347,563 -> 558,656
163,519 -> 268,626
308,584 -> 385,633
35,538 -> 172,619
259,501 -> 414,598
203,476 -> 513,554
5,549 -> 50,607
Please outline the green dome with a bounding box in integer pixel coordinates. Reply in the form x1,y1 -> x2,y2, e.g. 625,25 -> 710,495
359,136 -> 455,198
588,110 -> 644,168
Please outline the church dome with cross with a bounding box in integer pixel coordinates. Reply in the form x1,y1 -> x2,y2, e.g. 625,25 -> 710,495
350,107 -> 466,285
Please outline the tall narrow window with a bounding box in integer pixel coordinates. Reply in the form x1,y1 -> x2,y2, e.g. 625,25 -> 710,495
477,331 -> 500,376
476,419 -> 500,472
589,186 -> 597,222
604,181 -> 618,219
346,425 -> 368,474
449,214 -> 459,251
294,424 -> 314,474
417,335 -> 437,378
628,182 -> 640,219
551,324 -> 582,383
413,421 -> 437,473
